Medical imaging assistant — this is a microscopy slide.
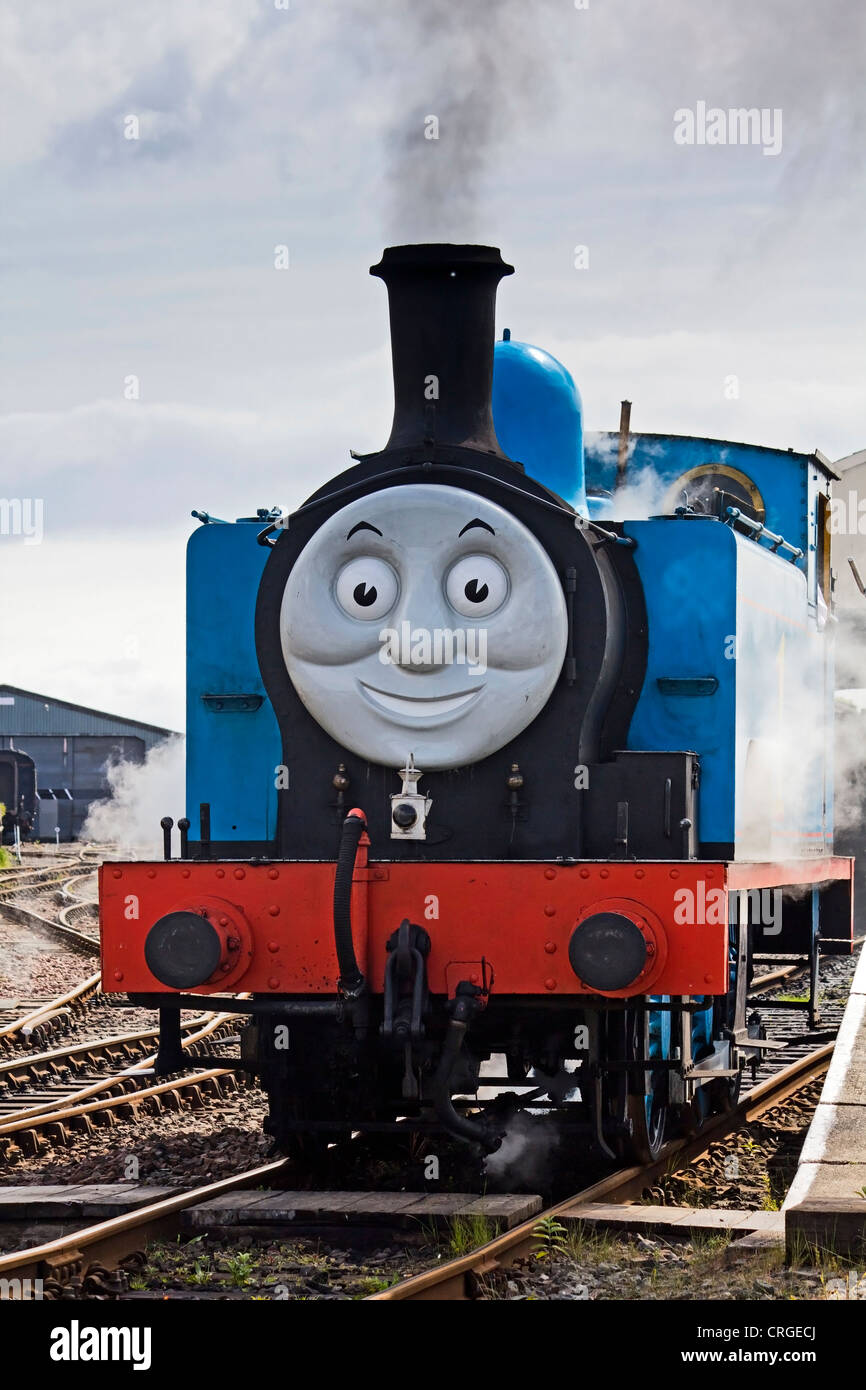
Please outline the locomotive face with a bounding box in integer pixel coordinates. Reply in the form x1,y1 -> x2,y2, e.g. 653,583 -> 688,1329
280,483 -> 568,769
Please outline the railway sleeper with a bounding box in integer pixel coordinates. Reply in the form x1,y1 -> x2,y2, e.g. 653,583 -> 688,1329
16,1128 -> 45,1157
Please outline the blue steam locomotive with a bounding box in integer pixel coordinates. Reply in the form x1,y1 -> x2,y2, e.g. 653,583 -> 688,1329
100,245 -> 852,1167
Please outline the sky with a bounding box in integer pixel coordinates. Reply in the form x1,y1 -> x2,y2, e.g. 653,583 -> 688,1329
0,0 -> 863,730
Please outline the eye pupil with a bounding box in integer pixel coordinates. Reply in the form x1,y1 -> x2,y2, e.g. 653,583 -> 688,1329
353,582 -> 377,608
464,578 -> 489,603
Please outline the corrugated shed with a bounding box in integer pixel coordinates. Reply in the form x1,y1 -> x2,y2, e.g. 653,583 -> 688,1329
0,685 -> 175,749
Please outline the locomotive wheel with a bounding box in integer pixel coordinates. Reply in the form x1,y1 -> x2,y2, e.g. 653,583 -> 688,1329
625,1001 -> 670,1163
601,1005 -> 669,1164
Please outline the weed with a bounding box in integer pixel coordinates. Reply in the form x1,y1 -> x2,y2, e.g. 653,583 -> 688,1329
188,1258 -> 212,1286
565,1221 -> 618,1261
446,1213 -> 495,1257
224,1251 -> 256,1287
533,1216 -> 569,1262
355,1274 -> 397,1295
761,1174 -> 780,1212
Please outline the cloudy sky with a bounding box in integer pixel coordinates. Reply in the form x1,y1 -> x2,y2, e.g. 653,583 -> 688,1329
1,0 -> 863,730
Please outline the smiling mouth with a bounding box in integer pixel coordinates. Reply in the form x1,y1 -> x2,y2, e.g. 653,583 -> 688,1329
359,683 -> 483,720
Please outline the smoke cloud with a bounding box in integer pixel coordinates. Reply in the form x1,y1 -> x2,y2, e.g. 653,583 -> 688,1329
483,1108 -> 560,1190
81,736 -> 185,857
378,0 -> 559,240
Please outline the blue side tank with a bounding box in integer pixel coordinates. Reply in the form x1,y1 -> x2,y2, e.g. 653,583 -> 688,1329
492,334 -> 588,515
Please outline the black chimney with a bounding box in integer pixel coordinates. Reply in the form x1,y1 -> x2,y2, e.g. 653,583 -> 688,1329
370,243 -> 514,459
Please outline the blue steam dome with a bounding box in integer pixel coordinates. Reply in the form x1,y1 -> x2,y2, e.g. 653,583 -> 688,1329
492,334 -> 587,515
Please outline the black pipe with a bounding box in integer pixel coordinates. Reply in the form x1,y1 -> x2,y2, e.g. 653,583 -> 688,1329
333,809 -> 367,999
370,244 -> 513,457
177,817 -> 190,858
160,817 -> 173,861
126,993 -> 343,1019
431,987 -> 502,1153
199,802 -> 211,859
154,1006 -> 185,1074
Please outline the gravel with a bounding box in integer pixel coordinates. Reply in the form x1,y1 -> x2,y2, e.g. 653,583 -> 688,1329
6,1085 -> 274,1186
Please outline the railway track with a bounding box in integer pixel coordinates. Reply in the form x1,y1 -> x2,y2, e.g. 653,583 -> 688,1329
0,856 -> 99,956
368,1043 -> 834,1300
0,856 -> 853,1298
0,973 -> 103,1054
0,1038 -> 834,1299
0,1011 -> 244,1163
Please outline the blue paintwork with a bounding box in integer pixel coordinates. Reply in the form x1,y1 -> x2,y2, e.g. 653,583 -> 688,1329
182,414 -> 833,864
492,338 -> 588,514
646,996 -> 671,1133
625,514 -> 831,856
186,522 -> 281,844
585,432 -> 815,576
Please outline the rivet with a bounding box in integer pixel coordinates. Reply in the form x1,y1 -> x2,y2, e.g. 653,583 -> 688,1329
216,869 -> 225,879
268,868 -> 279,880
268,904 -> 280,917
227,937 -> 240,950
544,868 -> 556,880
669,869 -> 680,879
579,868 -> 590,879
634,869 -> 645,880
182,868 -> 191,879
704,973 -> 713,983
113,969 -> 124,981
646,943 -> 655,955
373,868 -> 386,880
544,941 -> 556,954
267,941 -> 279,953
146,869 -> 156,879
600,869 -> 609,879
544,978 -> 557,991
234,868 -> 246,880
220,962 -> 232,973
470,973 -> 479,984
268,976 -> 280,990
219,916 -> 229,927
112,869 -> 122,880
544,905 -> 556,917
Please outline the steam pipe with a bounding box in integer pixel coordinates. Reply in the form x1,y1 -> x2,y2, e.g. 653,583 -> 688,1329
615,399 -> 631,491
333,809 -> 367,999
431,986 -> 503,1153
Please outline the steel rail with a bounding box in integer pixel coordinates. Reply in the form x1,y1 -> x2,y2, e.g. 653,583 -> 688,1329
0,1010 -> 220,1086
366,1042 -> 834,1300
0,898 -> 98,955
0,972 -> 102,1050
0,1042 -> 834,1298
0,1013 -> 238,1134
0,1156 -> 292,1289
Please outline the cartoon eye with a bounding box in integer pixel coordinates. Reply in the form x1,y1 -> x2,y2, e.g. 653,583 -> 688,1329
445,554 -> 509,617
335,556 -> 398,620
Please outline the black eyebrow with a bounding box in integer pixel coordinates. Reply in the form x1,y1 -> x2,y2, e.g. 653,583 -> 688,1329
346,521 -> 383,539
459,518 -> 496,537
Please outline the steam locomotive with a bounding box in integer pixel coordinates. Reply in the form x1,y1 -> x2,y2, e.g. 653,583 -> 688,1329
99,244 -> 853,1167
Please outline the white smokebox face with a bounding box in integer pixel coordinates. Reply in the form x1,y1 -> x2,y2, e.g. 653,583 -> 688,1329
280,484 -> 568,770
